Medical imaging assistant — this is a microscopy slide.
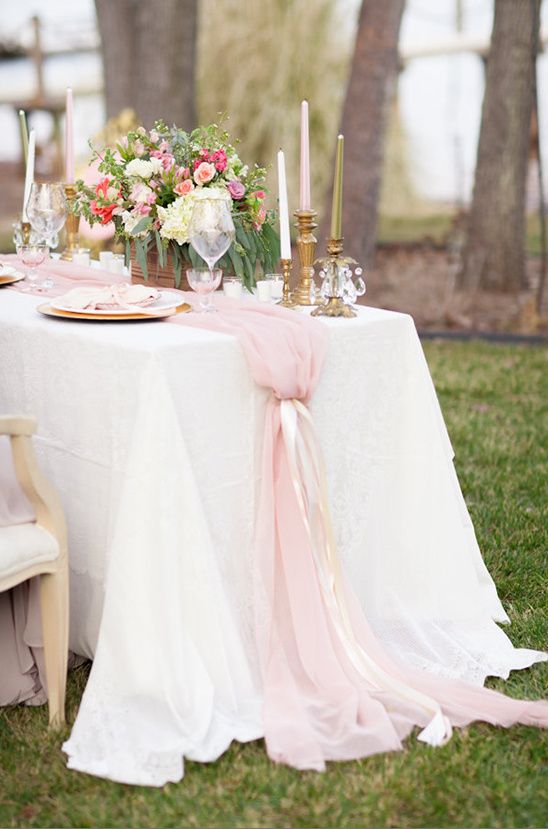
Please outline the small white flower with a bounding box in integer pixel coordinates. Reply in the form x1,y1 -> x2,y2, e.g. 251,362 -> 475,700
121,210 -> 149,236
125,158 -> 154,179
149,157 -> 163,175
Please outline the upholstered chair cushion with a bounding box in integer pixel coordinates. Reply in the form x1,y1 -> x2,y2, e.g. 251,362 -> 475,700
0,524 -> 59,580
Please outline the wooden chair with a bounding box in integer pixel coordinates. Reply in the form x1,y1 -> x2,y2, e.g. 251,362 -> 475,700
0,416 -> 68,726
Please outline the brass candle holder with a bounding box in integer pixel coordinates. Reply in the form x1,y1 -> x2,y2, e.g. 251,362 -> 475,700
292,209 -> 319,306
311,237 -> 357,318
61,183 -> 81,261
277,258 -> 297,308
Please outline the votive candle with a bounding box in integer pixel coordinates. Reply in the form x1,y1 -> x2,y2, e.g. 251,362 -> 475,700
65,87 -> 74,183
299,100 -> 310,211
277,149 -> 291,259
22,130 -> 36,222
18,109 -> 29,165
330,134 -> 344,239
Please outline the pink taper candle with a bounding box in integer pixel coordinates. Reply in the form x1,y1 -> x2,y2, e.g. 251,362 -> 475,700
299,100 -> 310,210
65,87 -> 74,183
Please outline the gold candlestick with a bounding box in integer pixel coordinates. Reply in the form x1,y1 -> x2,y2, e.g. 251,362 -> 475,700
21,221 -> 31,244
61,183 -> 81,261
311,237 -> 357,318
293,209 -> 318,306
277,258 -> 297,308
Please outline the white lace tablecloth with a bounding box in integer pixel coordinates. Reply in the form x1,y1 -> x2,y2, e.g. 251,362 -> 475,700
0,290 -> 543,784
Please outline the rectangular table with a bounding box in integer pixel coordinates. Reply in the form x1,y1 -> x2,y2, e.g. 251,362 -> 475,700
1,288 -> 541,784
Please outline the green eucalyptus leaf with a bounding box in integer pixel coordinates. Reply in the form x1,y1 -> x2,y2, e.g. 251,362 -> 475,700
135,238 -> 148,281
130,216 -> 153,237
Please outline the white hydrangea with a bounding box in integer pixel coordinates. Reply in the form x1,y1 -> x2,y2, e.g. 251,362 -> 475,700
125,158 -> 154,179
157,195 -> 196,245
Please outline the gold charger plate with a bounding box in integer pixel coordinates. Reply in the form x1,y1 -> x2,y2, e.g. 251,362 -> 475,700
0,273 -> 25,287
37,302 -> 191,322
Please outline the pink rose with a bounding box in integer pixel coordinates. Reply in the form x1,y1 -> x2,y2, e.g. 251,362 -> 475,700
174,179 -> 194,196
211,149 -> 227,172
194,161 -> 216,186
227,180 -> 246,200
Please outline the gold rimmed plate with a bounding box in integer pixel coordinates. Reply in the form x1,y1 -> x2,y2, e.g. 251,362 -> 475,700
37,302 -> 191,322
0,273 -> 25,287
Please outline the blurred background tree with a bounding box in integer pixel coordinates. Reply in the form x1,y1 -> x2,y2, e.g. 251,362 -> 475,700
95,0 -> 197,129
321,0 -> 406,265
458,0 -> 541,293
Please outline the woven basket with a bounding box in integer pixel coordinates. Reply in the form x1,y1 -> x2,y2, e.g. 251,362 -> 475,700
130,245 -> 191,291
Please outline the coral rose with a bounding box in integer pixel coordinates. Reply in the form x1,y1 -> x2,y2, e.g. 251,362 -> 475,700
174,179 -> 194,196
194,162 -> 216,186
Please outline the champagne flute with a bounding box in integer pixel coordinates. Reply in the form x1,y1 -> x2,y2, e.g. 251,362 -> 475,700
188,194 -> 235,312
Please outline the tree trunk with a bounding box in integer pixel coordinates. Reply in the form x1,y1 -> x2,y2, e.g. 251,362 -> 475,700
95,0 -> 197,130
458,0 -> 540,293
321,0 -> 405,265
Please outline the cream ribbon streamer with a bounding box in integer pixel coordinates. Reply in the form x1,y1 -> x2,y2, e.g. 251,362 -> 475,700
279,398 -> 453,747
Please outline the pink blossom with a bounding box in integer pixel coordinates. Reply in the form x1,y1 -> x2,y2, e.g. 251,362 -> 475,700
129,182 -> 156,205
133,203 -> 152,216
174,179 -> 194,196
227,179 -> 246,200
211,149 -> 227,172
161,153 -> 175,171
250,190 -> 266,200
149,129 -> 159,143
194,161 -> 216,186
133,139 -> 145,157
253,206 -> 267,230
159,140 -> 170,153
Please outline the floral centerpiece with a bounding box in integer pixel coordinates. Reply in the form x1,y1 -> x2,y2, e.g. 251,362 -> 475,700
75,120 -> 280,289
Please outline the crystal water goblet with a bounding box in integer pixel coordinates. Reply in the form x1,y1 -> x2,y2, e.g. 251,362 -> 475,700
189,195 -> 235,311
186,268 -> 223,312
16,244 -> 49,291
26,182 -> 67,250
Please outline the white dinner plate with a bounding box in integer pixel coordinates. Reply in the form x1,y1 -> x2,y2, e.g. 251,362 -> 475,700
0,265 -> 18,278
51,289 -> 184,316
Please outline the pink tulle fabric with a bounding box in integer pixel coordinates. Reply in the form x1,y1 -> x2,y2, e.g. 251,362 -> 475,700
5,259 -> 547,768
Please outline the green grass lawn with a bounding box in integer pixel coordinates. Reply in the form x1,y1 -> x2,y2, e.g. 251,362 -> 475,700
0,341 -> 546,829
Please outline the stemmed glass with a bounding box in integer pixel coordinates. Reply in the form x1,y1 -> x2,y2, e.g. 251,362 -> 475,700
188,194 -> 235,312
186,267 -> 223,312
16,244 -> 49,291
26,183 -> 67,289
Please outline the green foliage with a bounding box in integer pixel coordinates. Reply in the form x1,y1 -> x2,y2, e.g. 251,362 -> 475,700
0,342 -> 546,828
